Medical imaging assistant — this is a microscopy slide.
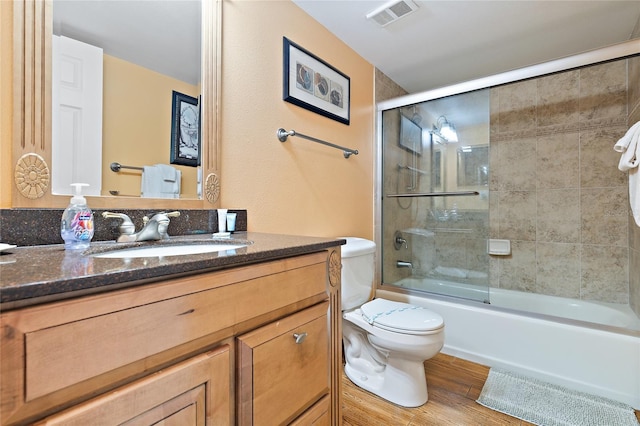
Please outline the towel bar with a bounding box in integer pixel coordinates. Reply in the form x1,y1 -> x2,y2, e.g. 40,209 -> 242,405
277,128 -> 359,159
110,162 -> 143,172
386,191 -> 479,198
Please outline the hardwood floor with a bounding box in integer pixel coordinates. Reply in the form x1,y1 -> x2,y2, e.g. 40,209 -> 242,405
342,353 -> 640,426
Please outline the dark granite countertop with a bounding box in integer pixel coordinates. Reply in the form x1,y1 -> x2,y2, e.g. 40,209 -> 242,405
0,232 -> 345,309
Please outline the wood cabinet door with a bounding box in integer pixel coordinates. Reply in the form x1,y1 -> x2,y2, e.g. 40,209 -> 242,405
237,302 -> 330,426
35,346 -> 231,426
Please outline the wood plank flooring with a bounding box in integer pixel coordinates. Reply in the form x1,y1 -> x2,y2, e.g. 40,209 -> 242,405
342,353 -> 640,426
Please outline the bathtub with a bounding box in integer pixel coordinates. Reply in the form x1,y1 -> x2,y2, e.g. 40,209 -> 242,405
377,282 -> 640,409
391,276 -> 640,330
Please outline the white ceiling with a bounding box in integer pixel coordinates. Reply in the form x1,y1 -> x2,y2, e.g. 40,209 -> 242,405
292,0 -> 640,93
51,1 -> 640,94
53,0 -> 201,85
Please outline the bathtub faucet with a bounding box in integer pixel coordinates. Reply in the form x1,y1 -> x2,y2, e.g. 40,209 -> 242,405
396,260 -> 413,269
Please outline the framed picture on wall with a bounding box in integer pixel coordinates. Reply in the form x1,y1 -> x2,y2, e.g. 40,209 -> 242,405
170,90 -> 200,167
283,37 -> 351,125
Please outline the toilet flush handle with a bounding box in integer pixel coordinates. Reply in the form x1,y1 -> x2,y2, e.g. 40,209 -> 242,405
293,332 -> 308,344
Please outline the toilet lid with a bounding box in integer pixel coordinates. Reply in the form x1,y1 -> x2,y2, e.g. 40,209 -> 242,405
360,298 -> 444,333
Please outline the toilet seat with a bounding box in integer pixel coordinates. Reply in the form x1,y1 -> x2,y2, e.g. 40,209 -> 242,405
360,298 -> 444,335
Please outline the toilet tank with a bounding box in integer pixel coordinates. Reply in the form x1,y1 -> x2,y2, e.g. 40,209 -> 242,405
340,237 -> 376,311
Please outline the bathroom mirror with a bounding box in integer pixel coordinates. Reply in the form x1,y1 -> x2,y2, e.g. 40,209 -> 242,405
457,145 -> 488,187
52,0 -> 201,199
12,0 -> 219,208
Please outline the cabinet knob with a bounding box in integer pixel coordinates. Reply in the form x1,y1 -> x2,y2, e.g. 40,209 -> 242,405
293,332 -> 307,344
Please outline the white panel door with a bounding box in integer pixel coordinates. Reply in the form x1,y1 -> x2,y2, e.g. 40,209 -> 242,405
52,35 -> 103,196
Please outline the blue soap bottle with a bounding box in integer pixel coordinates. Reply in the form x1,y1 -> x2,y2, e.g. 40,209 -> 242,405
61,183 -> 94,251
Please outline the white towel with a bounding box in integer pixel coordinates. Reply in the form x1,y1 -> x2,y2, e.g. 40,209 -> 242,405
614,121 -> 640,171
614,122 -> 640,226
141,165 -> 181,199
630,167 -> 640,227
156,164 -> 177,182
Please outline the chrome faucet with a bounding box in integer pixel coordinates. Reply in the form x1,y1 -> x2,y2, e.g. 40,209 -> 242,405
396,260 -> 413,269
102,211 -> 180,242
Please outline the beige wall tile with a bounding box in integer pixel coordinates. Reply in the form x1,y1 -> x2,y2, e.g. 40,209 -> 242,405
435,234 -> 468,267
497,241 -> 537,291
629,57 -> 640,115
497,191 -> 537,241
536,132 -> 579,189
466,237 -> 490,273
495,80 -> 537,134
631,216 -> 640,251
581,187 -> 628,246
630,246 -> 640,316
491,137 -> 537,191
580,127 -> 628,188
581,245 -> 629,303
537,189 -> 580,243
536,242 -> 581,298
375,68 -> 407,103
537,70 -> 580,128
489,191 -> 500,238
490,91 -> 500,137
579,61 -> 627,125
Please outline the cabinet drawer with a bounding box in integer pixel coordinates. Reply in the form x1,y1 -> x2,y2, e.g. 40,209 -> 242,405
35,346 -> 231,426
237,302 -> 329,426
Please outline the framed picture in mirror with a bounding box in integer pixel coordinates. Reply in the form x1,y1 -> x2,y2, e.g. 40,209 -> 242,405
399,114 -> 422,155
170,91 -> 200,167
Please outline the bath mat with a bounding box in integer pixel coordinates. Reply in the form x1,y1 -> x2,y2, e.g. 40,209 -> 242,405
477,368 -> 640,426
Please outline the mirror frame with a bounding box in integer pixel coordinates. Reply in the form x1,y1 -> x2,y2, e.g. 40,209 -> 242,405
12,0 -> 221,209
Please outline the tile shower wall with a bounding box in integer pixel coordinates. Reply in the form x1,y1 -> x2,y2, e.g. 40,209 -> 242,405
377,70 -> 413,284
629,56 -> 640,317
489,59 -> 632,304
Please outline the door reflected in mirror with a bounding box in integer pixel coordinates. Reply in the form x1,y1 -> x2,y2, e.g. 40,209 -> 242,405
51,0 -> 202,199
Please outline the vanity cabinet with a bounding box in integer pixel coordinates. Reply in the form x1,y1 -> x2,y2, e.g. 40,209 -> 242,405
0,250 -> 342,425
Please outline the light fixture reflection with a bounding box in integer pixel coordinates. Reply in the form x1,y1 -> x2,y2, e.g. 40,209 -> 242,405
432,115 -> 458,143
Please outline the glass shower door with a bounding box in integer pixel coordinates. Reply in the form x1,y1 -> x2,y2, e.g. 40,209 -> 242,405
380,89 -> 491,303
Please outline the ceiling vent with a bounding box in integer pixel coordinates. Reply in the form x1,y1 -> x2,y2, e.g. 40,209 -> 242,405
366,0 -> 419,27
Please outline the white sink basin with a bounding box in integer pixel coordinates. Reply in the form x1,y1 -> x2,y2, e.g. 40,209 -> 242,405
93,244 -> 246,259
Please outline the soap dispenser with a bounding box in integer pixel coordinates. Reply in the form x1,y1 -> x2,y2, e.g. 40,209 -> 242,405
61,183 -> 94,251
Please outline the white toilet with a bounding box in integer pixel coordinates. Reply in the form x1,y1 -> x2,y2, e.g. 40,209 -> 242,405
340,237 -> 444,407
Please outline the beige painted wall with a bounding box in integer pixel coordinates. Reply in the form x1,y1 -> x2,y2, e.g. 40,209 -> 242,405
219,0 -> 375,238
102,55 -> 199,198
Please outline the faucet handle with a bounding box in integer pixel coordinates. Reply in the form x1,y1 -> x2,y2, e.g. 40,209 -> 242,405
149,211 -> 181,222
150,211 -> 180,239
102,212 -> 135,236
393,231 -> 408,250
